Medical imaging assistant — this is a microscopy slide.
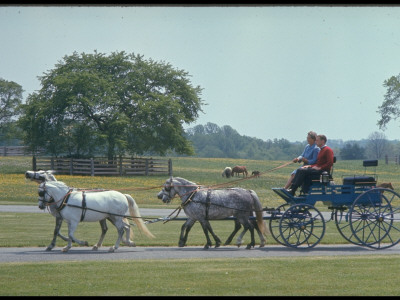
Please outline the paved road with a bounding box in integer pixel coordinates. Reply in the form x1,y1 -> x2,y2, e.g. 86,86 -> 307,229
1,244 -> 400,263
1,205 -> 400,263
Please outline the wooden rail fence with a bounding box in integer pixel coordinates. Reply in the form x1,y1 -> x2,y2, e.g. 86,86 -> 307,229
0,146 -> 42,156
32,156 -> 172,176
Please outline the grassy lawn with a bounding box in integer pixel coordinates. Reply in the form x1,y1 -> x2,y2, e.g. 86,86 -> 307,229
1,256 -> 400,296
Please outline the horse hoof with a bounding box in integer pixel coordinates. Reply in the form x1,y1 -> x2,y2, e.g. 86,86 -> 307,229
246,244 -> 254,250
92,246 -> 99,251
108,247 -> 115,253
62,247 -> 70,252
259,242 -> 265,248
129,242 -> 136,247
215,242 -> 221,248
178,241 -> 185,247
45,246 -> 53,251
203,245 -> 210,250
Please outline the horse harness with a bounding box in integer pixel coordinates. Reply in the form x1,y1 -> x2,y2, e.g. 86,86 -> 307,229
39,184 -> 100,222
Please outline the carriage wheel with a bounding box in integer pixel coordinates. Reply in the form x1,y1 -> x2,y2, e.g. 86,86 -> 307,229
268,203 -> 289,246
349,188 -> 400,249
279,203 -> 325,249
334,208 -> 363,246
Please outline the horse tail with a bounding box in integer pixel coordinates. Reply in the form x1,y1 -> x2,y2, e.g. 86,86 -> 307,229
249,190 -> 268,236
125,194 -> 155,239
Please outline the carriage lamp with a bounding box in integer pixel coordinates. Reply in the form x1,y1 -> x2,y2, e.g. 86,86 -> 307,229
320,171 -> 330,185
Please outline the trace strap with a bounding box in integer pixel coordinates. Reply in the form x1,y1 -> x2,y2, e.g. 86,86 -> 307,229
80,191 -> 87,222
205,189 -> 211,220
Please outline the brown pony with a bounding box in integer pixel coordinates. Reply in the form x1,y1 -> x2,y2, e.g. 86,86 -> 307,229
232,166 -> 248,177
377,182 -> 394,190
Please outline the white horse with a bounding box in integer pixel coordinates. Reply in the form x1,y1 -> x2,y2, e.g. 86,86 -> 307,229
221,167 -> 232,178
38,180 -> 154,252
25,170 -> 70,250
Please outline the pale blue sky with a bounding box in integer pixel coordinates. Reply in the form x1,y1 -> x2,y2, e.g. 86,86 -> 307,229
1,5 -> 400,142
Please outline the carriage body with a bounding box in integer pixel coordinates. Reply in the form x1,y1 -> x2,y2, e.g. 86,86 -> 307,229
273,180 -> 380,208
269,159 -> 400,250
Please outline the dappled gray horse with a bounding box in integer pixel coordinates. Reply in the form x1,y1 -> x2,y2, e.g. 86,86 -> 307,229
157,176 -> 267,249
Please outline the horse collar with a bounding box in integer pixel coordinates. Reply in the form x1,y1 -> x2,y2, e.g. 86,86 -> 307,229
182,186 -> 199,207
56,189 -> 74,212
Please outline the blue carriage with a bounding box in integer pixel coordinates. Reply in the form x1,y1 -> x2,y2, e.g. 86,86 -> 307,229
268,159 -> 400,249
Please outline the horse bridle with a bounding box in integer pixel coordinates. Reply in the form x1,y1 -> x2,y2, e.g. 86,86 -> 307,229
38,182 -> 55,209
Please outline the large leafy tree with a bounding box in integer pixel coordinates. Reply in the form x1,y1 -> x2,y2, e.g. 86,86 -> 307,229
0,78 -> 24,144
378,74 -> 400,131
18,51 -> 203,159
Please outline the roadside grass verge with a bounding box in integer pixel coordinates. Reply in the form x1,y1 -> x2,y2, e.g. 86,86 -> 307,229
1,255 -> 400,296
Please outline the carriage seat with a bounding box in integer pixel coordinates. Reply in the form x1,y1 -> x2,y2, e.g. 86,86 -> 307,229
299,156 -> 337,194
342,176 -> 376,186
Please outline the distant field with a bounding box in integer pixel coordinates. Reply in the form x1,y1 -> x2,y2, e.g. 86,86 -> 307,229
1,156 -> 399,210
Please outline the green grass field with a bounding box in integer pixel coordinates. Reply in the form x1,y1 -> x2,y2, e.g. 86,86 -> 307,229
1,156 -> 400,295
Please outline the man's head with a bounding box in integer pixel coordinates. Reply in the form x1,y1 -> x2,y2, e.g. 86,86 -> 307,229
316,134 -> 327,148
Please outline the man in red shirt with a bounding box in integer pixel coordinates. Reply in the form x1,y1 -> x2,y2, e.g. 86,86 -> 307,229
287,134 -> 334,196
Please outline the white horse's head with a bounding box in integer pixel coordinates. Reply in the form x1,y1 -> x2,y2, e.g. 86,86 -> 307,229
26,170 -> 57,183
37,181 -> 69,210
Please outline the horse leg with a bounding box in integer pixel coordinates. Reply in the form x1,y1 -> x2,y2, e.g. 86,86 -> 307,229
199,220 -> 221,249
198,221 -> 213,249
122,219 -> 135,247
236,228 -> 247,248
46,216 -> 64,251
179,219 -> 195,247
237,216 -> 255,249
224,219 -> 242,245
246,220 -> 256,249
254,219 -> 266,247
108,218 -> 125,253
63,221 -> 89,252
92,219 -> 108,251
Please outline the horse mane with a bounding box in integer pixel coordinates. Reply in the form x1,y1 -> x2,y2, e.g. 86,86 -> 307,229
43,180 -> 68,188
173,177 -> 198,186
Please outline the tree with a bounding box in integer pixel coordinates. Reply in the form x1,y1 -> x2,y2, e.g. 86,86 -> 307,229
18,51 -> 203,159
0,78 -> 23,127
340,142 -> 366,160
377,74 -> 400,131
0,78 -> 24,144
366,131 -> 388,159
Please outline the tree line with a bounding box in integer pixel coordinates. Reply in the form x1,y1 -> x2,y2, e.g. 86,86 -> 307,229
182,123 -> 400,161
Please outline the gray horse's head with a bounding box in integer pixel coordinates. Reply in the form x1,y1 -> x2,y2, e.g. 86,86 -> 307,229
25,170 -> 57,183
157,177 -> 176,203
